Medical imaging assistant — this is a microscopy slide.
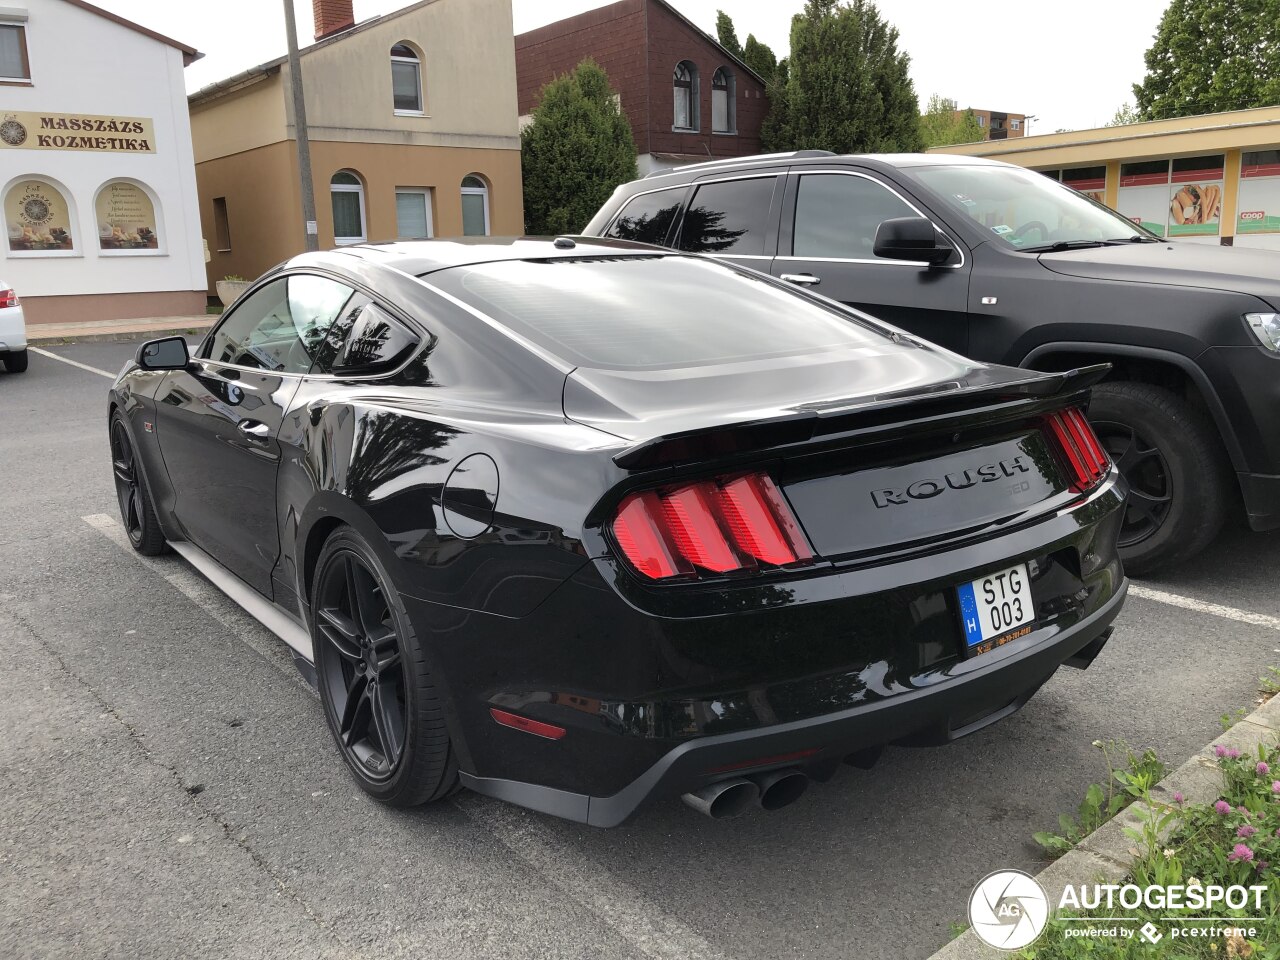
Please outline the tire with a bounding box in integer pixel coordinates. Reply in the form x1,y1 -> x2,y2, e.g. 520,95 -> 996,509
108,412 -> 168,556
4,349 -> 27,373
1088,381 -> 1229,575
310,526 -> 459,806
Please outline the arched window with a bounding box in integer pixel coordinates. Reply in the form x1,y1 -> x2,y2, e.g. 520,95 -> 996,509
94,179 -> 162,254
712,67 -> 735,134
461,175 -> 489,237
5,176 -> 77,256
330,170 -> 366,245
673,61 -> 698,131
391,42 -> 423,114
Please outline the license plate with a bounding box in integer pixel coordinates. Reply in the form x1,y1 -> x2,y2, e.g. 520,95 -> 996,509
956,562 -> 1035,655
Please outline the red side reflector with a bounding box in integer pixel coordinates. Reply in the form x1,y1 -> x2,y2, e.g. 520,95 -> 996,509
610,471 -> 814,581
489,708 -> 566,740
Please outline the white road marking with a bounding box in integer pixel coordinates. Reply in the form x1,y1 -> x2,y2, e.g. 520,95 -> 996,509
84,511 -> 719,959
80,514 -> 307,690
30,346 -> 116,379
454,797 -> 726,960
1129,583 -> 1280,632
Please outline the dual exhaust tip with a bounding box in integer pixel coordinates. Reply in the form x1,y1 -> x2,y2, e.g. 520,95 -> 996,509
682,768 -> 809,819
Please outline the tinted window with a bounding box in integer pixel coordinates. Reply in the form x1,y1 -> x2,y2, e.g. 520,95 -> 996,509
319,301 -> 420,375
605,187 -> 685,246
677,177 -> 776,255
792,174 -> 918,259
429,255 -> 888,371
203,275 -> 354,373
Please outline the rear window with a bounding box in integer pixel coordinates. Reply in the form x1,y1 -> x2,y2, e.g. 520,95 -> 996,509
426,255 -> 889,371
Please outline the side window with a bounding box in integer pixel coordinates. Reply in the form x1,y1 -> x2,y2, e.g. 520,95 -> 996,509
792,173 -> 918,259
678,177 -> 776,255
315,300 -> 420,376
202,275 -> 354,373
605,187 -> 685,246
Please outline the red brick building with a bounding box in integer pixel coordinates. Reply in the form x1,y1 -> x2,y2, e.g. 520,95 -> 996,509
516,0 -> 769,175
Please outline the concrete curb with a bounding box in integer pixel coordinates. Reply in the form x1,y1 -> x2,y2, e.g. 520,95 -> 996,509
929,692 -> 1280,960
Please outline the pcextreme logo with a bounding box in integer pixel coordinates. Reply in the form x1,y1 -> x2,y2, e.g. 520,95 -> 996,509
967,873 -> 1270,950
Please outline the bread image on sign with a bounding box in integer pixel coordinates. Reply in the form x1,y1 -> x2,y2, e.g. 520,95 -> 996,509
1170,184 -> 1221,225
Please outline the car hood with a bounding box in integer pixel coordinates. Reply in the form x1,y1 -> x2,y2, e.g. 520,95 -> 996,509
1037,241 -> 1280,305
564,340 -> 1045,443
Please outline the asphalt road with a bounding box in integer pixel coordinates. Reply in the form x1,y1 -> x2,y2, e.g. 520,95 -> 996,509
2,340 -> 1279,960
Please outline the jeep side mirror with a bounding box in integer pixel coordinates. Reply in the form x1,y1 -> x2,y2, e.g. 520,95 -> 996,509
137,336 -> 190,371
873,217 -> 954,266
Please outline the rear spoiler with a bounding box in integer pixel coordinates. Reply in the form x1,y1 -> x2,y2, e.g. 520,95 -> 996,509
612,364 -> 1110,470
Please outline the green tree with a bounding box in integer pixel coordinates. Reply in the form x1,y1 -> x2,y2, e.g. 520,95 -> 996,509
1133,0 -> 1280,120
919,94 -> 983,148
765,0 -> 923,153
520,59 -> 637,235
715,10 -> 743,59
742,34 -> 778,80
1107,102 -> 1141,126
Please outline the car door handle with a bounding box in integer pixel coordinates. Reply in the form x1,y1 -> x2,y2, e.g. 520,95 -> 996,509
237,419 -> 271,441
780,273 -> 821,286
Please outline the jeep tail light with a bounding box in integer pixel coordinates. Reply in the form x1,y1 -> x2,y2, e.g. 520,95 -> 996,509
611,472 -> 813,581
0,289 -> 17,309
1044,408 -> 1110,492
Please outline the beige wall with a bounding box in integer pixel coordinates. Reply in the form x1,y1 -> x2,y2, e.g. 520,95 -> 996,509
189,73 -> 288,164
291,0 -> 520,150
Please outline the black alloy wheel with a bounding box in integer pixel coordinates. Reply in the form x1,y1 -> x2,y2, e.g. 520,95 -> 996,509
109,413 -> 166,555
315,549 -> 407,781
1090,419 -> 1172,549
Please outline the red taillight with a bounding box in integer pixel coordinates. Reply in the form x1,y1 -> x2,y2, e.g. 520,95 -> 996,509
611,472 -> 813,581
1045,408 -> 1110,492
489,708 -> 566,740
0,289 -> 17,309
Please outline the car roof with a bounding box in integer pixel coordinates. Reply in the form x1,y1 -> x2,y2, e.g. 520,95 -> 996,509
313,236 -> 666,276
635,150 -> 1008,185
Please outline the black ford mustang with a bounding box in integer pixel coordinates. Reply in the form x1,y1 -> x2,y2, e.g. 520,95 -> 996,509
107,237 -> 1127,825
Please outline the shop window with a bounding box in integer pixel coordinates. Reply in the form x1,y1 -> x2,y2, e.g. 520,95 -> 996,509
391,42 -> 423,114
712,67 -> 735,134
673,61 -> 698,131
330,170 -> 366,245
5,177 -> 76,255
213,197 -> 231,252
95,180 -> 161,254
461,175 -> 489,237
395,188 -> 433,239
0,23 -> 30,82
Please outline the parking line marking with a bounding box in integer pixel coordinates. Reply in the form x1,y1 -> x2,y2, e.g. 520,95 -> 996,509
1129,583 -> 1280,632
80,514 -> 308,691
454,797 -> 725,960
30,346 -> 116,379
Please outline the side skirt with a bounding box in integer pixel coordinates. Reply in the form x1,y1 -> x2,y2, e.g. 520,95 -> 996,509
167,540 -> 316,670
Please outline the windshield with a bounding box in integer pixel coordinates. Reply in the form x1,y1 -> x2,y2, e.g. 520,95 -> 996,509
903,164 -> 1150,250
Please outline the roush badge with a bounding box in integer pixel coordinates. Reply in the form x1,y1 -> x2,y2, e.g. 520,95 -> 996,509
871,455 -> 1031,508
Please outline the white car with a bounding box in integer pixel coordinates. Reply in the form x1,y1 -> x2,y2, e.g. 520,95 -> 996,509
0,280 -> 26,373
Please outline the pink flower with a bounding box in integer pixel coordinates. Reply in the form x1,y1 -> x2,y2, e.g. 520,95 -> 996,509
1173,792 -> 1185,804
1216,745 -> 1228,758
1239,824 -> 1258,838
1258,861 -> 1270,872
1259,762 -> 1271,775
1228,749 -> 1243,760
1229,844 -> 1255,863
1272,781 -> 1280,794
1216,800 -> 1233,815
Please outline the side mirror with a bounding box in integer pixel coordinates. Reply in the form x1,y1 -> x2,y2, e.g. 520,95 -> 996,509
873,216 -> 954,266
137,336 -> 190,371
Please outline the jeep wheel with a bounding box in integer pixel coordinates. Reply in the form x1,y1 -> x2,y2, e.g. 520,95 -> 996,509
1088,382 -> 1229,575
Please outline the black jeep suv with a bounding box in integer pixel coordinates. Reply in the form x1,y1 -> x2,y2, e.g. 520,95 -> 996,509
585,151 -> 1280,573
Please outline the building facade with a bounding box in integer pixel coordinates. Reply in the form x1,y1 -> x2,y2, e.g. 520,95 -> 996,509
515,0 -> 768,176
189,0 -> 523,295
1,0 -> 206,324
961,108 -> 1028,140
931,105 -> 1280,250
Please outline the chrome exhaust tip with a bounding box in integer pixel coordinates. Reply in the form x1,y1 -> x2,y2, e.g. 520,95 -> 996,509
682,778 -> 759,819
752,768 -> 809,811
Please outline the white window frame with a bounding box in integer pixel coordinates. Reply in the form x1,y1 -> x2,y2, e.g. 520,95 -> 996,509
330,173 -> 367,245
395,187 -> 434,239
391,44 -> 424,116
461,176 -> 490,236
0,17 -> 31,84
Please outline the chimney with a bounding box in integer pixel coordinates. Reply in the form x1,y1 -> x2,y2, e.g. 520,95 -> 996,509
313,0 -> 354,40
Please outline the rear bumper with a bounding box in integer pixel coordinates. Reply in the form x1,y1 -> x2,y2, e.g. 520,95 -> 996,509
0,306 -> 25,352
462,579 -> 1126,826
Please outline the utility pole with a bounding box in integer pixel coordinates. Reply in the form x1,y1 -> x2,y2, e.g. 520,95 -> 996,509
283,0 -> 318,252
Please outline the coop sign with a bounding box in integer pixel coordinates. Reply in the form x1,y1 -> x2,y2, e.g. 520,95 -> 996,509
0,112 -> 156,153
